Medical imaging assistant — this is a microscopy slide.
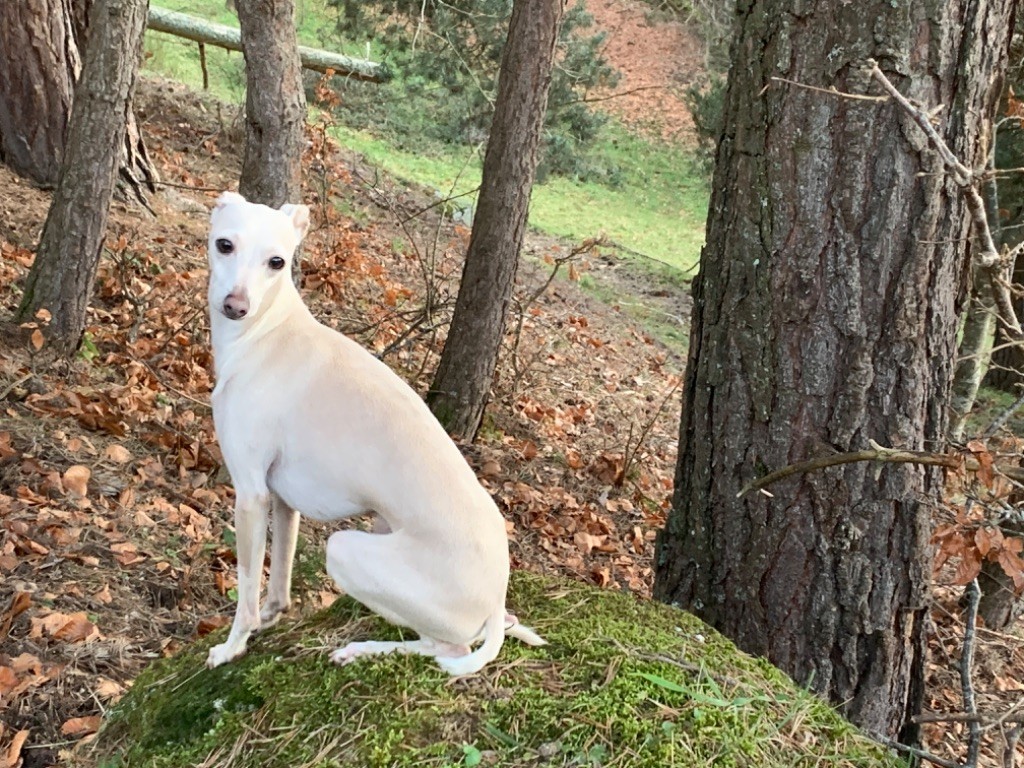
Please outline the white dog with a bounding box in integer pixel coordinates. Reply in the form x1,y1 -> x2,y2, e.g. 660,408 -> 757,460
203,192 -> 543,675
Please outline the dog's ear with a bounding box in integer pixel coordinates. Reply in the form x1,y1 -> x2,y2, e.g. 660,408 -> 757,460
280,204 -> 311,241
215,191 -> 246,210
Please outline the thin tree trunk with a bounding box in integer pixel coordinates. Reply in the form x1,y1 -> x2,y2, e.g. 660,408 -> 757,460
654,0 -> 1017,741
427,0 -> 565,440
15,0 -> 150,352
950,270 -> 997,442
234,0 -> 306,208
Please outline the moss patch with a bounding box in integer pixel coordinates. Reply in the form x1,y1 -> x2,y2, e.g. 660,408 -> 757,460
96,573 -> 902,768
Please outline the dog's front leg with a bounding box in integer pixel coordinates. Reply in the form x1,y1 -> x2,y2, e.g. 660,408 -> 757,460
207,492 -> 270,668
260,494 -> 299,628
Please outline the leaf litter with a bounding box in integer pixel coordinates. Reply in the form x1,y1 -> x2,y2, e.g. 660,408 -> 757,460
0,76 -> 683,767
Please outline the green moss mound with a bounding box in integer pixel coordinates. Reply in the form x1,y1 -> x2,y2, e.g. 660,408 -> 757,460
96,573 -> 902,768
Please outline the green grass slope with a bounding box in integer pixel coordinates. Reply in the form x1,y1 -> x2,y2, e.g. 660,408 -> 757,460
96,573 -> 902,768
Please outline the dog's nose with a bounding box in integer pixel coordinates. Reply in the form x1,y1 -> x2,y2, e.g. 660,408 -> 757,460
223,295 -> 249,320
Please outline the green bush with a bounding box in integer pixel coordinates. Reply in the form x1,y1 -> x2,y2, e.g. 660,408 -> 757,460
323,0 -> 619,181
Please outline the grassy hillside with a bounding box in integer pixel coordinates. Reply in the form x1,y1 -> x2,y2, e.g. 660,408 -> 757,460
142,1 -> 709,272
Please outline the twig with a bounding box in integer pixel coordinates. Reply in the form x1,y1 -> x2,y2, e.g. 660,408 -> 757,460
136,357 -> 211,410
400,186 -> 481,225
0,372 -> 32,402
764,75 -> 889,102
738,440 -> 1024,497
1003,724 -> 1022,768
150,179 -> 226,194
866,59 -> 1024,345
198,41 -> 209,90
983,388 -> 1024,438
915,712 -> 1024,725
619,377 -> 683,486
873,735 -> 961,768
962,578 -> 982,768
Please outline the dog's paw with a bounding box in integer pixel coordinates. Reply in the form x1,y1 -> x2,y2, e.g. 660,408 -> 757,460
329,641 -> 394,666
329,645 -> 359,666
259,601 -> 290,630
207,641 -> 245,668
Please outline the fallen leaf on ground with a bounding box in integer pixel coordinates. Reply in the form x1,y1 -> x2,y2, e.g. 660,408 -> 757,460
0,666 -> 17,697
196,615 -> 230,636
0,591 -> 31,638
0,728 -> 29,768
60,716 -> 101,737
30,611 -> 101,643
95,677 -> 125,700
63,465 -> 91,497
103,444 -> 132,464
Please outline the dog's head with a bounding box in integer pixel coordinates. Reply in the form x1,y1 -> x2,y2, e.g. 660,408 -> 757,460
208,191 -> 310,321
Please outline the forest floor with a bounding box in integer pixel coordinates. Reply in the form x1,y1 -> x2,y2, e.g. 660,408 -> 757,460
0,1 -> 1022,767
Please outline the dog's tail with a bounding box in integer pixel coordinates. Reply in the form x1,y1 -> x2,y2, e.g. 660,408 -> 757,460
504,612 -> 546,647
436,606 -> 507,676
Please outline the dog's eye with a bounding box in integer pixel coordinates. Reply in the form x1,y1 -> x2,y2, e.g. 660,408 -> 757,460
268,256 -> 286,271
215,238 -> 234,255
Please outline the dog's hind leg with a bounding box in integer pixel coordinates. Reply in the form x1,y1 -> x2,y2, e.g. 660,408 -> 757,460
260,493 -> 299,629
325,529 -> 492,673
207,491 -> 271,668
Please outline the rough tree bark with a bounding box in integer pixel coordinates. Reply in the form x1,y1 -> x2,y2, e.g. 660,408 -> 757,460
15,0 -> 150,352
653,0 -> 1017,741
0,0 -> 156,200
0,0 -> 80,186
427,0 -> 565,440
234,0 -> 306,208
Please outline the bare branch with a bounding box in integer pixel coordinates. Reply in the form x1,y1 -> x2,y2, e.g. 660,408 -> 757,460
765,75 -> 889,102
866,59 -> 1024,344
962,577 -> 982,767
738,440 -> 1024,497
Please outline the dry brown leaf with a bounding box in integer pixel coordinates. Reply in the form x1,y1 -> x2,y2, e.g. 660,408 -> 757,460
60,716 -> 101,737
953,547 -> 983,586
196,615 -> 230,636
0,591 -> 31,639
975,527 -> 993,557
1,728 -> 29,768
104,444 -> 132,464
93,584 -> 113,605
30,611 -> 100,643
0,666 -> 17,697
62,465 -> 91,497
95,677 -> 125,700
30,328 -> 44,351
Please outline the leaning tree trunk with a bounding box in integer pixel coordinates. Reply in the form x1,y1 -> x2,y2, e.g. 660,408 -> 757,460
15,0 -> 150,353
427,0 -> 565,440
654,0 -> 1017,742
234,0 -> 306,208
0,0 -> 80,185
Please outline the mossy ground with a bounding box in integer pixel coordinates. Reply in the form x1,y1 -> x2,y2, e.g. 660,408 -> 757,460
95,573 -> 903,768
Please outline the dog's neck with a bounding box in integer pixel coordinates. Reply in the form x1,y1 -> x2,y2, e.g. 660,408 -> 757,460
209,278 -> 306,381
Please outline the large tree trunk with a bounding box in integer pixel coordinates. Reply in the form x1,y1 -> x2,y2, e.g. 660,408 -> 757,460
0,0 -> 80,186
234,0 -> 306,208
427,0 -> 565,440
0,0 -> 156,201
15,0 -> 150,352
653,0 -> 1017,742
